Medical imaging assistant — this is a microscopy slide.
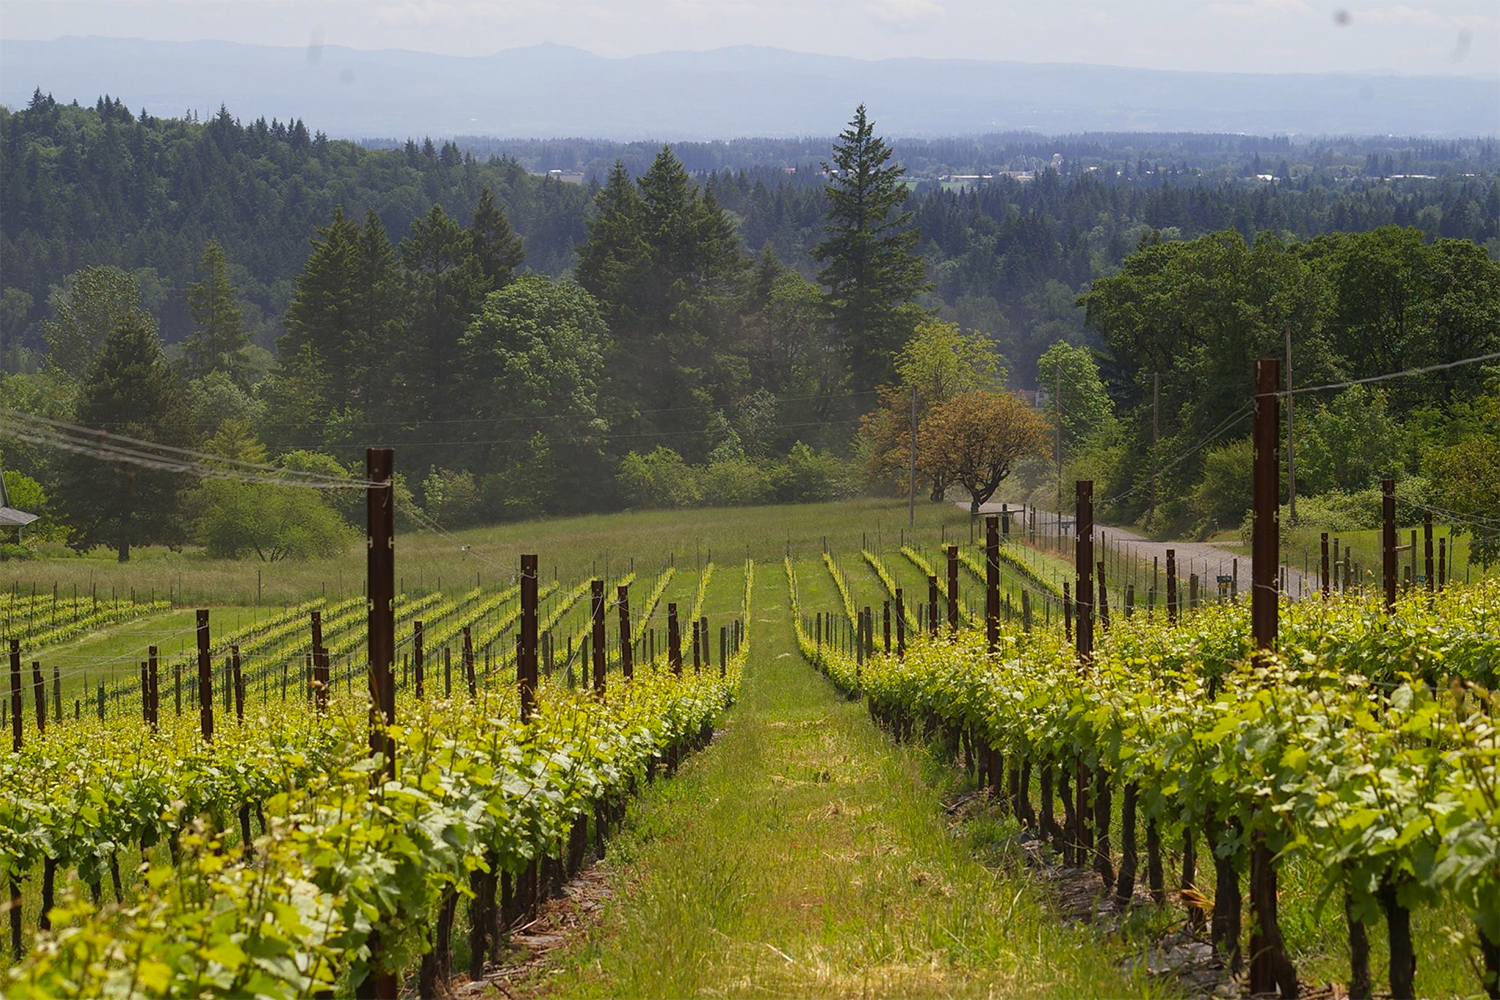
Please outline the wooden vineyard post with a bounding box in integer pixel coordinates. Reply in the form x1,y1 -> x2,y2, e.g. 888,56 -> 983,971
1382,478 -> 1397,614
691,618 -> 701,673
1063,582 -> 1072,642
883,600 -> 891,654
413,620 -> 426,699
360,447 -> 398,999
148,646 -> 159,727
895,588 -> 906,657
1074,480 -> 1094,870
927,575 -> 938,637
51,666 -> 59,726
311,610 -> 328,714
1321,532 -> 1331,599
10,640 -> 21,752
618,585 -> 632,681
946,545 -> 959,635
31,660 -> 44,735
985,515 -> 1000,653
196,610 -> 213,742
720,627 -> 727,677
1251,357 -> 1297,999
700,616 -> 708,670
1423,512 -> 1434,595
1166,549 -> 1178,623
463,627 -> 476,697
1438,538 -> 1446,590
232,645 -> 244,722
1097,561 -> 1110,631
668,604 -> 682,675
591,580 -> 606,696
519,555 -> 538,723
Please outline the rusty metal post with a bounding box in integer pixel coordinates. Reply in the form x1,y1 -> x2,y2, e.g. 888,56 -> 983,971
196,609 -> 213,742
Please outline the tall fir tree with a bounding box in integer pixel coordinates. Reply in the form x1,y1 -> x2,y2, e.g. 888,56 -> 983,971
574,160 -> 648,332
281,207 -> 360,408
469,186 -> 526,288
59,314 -> 191,561
181,240 -> 250,386
813,104 -> 929,390
352,209 -> 409,415
399,203 -> 488,423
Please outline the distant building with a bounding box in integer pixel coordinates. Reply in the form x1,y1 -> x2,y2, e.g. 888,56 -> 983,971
0,466 -> 38,540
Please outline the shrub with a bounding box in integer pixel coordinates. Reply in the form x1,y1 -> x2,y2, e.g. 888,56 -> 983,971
701,457 -> 775,507
618,447 -> 701,509
772,442 -> 858,503
422,467 -> 483,528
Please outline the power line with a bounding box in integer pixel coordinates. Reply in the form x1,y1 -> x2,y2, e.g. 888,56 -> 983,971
1281,351 -> 1500,398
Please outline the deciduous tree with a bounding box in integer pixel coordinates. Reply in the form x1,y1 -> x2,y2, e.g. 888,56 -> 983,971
918,390 -> 1048,514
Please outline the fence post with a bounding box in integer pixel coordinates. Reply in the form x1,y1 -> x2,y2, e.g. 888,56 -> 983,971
10,640 -> 22,752
985,515 -> 1000,653
691,618 -> 701,673
1097,561 -> 1110,631
668,604 -> 682,675
1438,538 -> 1446,590
311,610 -> 327,714
1075,481 -> 1094,664
413,620 -> 425,699
1423,512 -> 1434,595
591,580 -> 606,695
618,585 -> 632,681
463,627 -> 476,697
196,609 -> 213,742
895,588 -> 906,657
883,600 -> 891,654
31,660 -> 44,735
1166,549 -> 1178,623
148,646 -> 159,727
700,616 -> 709,670
519,555 -> 538,723
232,646 -> 244,722
1320,532 -> 1330,598
1381,479 -> 1397,614
922,575 -> 935,636
946,545 -> 960,634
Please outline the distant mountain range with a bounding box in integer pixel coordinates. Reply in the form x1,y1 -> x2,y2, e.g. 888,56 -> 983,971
2,36 -> 1496,139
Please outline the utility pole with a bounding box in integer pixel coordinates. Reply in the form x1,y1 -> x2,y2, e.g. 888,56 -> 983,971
1285,326 -> 1297,525
908,385 -> 918,528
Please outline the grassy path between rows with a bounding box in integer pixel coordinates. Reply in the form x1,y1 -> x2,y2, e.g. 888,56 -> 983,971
519,572 -> 1153,999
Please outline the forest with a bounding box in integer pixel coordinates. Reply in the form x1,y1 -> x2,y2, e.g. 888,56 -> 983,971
1,90 -> 1498,564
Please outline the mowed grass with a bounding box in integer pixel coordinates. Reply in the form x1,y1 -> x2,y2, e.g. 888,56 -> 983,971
524,568 -> 1153,1000
2,499 -> 975,607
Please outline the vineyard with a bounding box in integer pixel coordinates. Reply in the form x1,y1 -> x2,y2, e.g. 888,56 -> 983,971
1,479 -> 1497,997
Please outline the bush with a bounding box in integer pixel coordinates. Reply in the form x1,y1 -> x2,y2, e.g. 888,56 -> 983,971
194,480 -> 352,560
701,457 -> 775,506
422,467 -> 483,528
618,447 -> 701,509
1189,437 -> 1253,537
772,442 -> 858,503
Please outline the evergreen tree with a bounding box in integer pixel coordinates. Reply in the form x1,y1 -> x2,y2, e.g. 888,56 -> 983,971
353,209 -> 409,413
181,240 -> 249,385
470,186 -> 525,287
40,266 -> 153,381
399,203 -> 487,422
58,314 -> 191,561
574,160 -> 648,331
813,104 -> 929,390
281,207 -> 360,407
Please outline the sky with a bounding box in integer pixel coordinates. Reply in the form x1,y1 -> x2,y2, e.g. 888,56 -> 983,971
1,0 -> 1496,76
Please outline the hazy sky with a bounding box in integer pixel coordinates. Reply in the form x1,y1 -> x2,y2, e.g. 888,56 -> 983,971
2,0 -> 1497,76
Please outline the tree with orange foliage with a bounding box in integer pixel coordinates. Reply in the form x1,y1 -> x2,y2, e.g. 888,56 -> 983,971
919,390 -> 1048,514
